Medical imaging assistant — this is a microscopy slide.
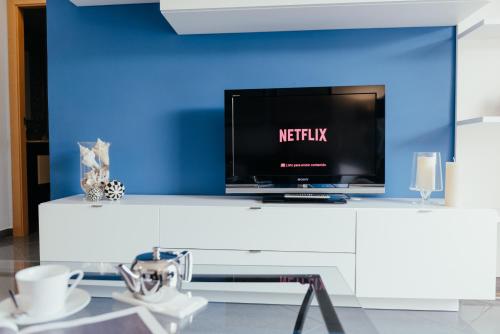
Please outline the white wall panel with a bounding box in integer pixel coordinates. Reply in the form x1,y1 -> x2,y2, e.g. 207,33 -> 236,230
456,0 -> 500,275
458,0 -> 500,34
0,0 -> 13,232
457,39 -> 500,121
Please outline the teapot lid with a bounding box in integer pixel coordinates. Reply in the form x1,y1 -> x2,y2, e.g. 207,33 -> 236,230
136,248 -> 178,262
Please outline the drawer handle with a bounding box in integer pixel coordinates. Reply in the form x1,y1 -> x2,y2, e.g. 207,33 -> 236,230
417,209 -> 432,213
248,250 -> 262,253
90,204 -> 103,208
249,207 -> 262,210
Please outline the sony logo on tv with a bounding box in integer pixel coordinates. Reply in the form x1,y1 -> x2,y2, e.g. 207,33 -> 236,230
279,128 -> 328,143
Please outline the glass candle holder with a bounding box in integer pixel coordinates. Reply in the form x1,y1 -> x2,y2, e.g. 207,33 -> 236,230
410,152 -> 443,203
78,141 -> 110,198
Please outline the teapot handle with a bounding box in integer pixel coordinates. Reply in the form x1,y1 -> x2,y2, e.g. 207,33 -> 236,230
178,250 -> 193,282
152,247 -> 193,282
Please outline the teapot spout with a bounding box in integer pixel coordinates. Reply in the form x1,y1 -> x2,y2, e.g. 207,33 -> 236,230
117,264 -> 141,293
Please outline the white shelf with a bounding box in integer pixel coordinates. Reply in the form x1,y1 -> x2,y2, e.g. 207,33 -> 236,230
458,19 -> 500,40
456,116 -> 500,126
69,0 -> 488,35
162,0 -> 489,35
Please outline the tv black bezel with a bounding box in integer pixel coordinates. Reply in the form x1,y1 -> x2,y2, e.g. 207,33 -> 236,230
224,85 -> 385,194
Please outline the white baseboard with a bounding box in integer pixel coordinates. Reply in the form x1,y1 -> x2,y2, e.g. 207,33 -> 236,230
358,297 -> 459,311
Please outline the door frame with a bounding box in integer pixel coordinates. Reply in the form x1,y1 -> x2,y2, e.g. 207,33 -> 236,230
7,0 -> 46,237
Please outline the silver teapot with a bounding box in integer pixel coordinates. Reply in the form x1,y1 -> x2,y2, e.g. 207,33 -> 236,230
117,247 -> 192,300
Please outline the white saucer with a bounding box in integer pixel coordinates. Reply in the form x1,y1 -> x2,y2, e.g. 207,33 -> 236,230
0,288 -> 91,325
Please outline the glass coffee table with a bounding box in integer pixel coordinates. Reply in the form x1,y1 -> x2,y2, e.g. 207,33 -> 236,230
0,260 -> 378,334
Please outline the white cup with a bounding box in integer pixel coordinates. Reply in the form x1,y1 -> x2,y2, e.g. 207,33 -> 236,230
15,265 -> 84,318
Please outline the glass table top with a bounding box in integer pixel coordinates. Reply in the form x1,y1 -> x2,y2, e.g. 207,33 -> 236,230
0,260 -> 378,334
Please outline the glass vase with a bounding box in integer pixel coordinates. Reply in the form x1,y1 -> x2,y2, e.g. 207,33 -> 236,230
410,152 -> 443,203
78,141 -> 110,198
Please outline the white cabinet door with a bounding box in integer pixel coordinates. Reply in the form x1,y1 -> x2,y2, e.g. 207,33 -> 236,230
159,206 -> 355,253
39,204 -> 159,263
356,209 -> 498,300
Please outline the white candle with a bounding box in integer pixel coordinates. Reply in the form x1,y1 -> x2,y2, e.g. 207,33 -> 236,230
445,162 -> 458,207
416,155 -> 436,191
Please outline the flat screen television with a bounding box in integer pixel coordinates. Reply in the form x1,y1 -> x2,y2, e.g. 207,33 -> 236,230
225,85 -> 385,194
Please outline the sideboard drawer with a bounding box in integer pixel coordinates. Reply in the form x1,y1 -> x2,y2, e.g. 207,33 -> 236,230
177,249 -> 355,297
39,204 -> 159,263
159,206 -> 355,253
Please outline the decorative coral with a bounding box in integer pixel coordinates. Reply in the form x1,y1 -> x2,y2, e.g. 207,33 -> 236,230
79,139 -> 111,198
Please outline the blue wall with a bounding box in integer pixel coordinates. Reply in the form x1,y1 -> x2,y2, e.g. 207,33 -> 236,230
47,0 -> 455,198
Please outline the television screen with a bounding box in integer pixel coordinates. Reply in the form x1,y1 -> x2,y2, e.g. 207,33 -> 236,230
225,86 -> 385,194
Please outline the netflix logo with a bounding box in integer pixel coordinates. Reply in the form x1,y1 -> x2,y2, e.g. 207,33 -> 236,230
279,128 -> 328,143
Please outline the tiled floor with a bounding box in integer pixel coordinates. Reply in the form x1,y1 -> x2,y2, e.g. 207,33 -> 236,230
0,234 -> 499,333
367,302 -> 500,334
0,233 -> 40,261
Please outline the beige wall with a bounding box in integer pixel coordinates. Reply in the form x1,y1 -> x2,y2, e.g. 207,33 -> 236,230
0,0 -> 13,232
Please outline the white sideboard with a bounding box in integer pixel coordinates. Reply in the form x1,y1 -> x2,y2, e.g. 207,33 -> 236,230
39,195 -> 498,311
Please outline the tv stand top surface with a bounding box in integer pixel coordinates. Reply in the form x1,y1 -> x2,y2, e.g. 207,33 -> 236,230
43,194 -> 459,211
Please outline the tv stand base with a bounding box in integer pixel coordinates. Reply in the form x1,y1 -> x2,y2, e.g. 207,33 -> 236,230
262,194 -> 348,204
